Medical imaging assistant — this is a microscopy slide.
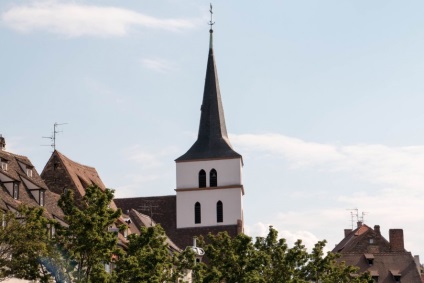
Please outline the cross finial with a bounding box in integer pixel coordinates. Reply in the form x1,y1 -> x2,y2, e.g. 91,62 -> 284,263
209,3 -> 215,31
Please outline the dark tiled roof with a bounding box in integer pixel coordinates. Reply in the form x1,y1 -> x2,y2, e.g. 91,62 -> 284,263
42,150 -> 105,197
333,224 -> 391,254
128,209 -> 180,252
115,195 -> 239,249
333,224 -> 421,282
340,253 -> 422,283
176,30 -> 241,162
0,149 -> 64,220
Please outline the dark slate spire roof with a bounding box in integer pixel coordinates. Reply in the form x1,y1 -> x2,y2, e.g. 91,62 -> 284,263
176,29 -> 241,162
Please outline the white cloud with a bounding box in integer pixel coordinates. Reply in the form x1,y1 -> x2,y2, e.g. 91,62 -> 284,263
1,1 -> 198,37
245,222 -> 321,251
141,58 -> 176,73
234,133 -> 424,254
124,145 -> 179,169
231,133 -> 424,191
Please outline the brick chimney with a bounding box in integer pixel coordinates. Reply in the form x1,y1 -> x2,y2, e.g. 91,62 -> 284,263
0,135 -> 5,151
374,225 -> 381,235
389,229 -> 405,252
357,221 -> 363,228
344,229 -> 352,237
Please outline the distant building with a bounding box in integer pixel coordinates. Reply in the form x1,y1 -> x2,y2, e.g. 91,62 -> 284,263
0,135 -> 63,222
332,222 -> 422,282
115,26 -> 244,249
41,150 -> 180,252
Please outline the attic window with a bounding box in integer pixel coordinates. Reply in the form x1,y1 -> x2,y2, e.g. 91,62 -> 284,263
1,159 -> 7,171
369,238 -> 374,244
364,254 -> 374,266
39,191 -> 45,206
390,270 -> 401,283
12,182 -> 19,200
26,167 -> 33,177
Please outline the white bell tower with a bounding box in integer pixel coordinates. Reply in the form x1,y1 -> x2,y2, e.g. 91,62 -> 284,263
175,24 -> 244,230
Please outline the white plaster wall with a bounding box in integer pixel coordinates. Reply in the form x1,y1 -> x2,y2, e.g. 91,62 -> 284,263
176,187 -> 243,228
176,158 -> 242,189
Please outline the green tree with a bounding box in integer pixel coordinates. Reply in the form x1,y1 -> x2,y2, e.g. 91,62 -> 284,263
0,205 -> 55,282
57,185 -> 122,283
113,225 -> 195,283
197,232 -> 263,283
196,226 -> 373,283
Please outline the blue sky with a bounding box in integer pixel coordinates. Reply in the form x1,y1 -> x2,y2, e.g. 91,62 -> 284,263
1,0 -> 424,256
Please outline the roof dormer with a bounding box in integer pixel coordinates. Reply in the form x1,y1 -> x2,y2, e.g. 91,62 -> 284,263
1,158 -> 8,171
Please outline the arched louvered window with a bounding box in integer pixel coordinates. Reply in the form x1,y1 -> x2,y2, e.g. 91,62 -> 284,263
217,201 -> 223,223
210,169 -> 217,187
199,170 -> 206,188
195,202 -> 201,224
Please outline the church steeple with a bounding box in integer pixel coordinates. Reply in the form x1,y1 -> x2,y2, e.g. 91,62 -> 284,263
176,20 -> 241,162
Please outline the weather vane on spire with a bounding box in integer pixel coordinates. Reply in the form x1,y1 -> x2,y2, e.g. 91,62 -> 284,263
209,3 -> 215,30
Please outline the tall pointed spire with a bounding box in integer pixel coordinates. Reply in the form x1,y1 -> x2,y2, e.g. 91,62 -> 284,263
176,14 -> 241,162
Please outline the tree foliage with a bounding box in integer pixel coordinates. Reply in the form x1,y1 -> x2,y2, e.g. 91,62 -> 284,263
196,226 -> 373,283
57,185 -> 122,283
0,205 -> 55,282
113,224 -> 195,283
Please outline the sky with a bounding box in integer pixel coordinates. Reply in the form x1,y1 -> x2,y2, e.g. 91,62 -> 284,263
1,0 -> 424,256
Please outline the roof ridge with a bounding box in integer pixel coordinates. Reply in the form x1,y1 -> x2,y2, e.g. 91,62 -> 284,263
55,150 -> 97,170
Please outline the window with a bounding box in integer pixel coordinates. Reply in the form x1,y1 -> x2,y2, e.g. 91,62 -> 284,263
1,160 -> 7,171
26,167 -> 33,177
39,191 -> 45,206
210,169 -> 217,187
199,170 -> 206,188
194,202 -> 201,224
12,182 -> 19,200
217,201 -> 223,223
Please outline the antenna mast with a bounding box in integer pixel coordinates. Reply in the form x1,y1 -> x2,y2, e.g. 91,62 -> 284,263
43,122 -> 67,150
346,208 -> 358,229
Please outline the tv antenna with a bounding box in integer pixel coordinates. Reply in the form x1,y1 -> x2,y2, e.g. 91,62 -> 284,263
138,203 -> 161,226
360,211 -> 369,224
42,122 -> 67,150
346,208 -> 358,229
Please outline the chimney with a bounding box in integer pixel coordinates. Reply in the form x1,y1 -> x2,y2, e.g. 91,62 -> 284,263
374,225 -> 381,235
357,221 -> 363,228
389,229 -> 405,252
0,135 -> 5,151
344,229 -> 352,237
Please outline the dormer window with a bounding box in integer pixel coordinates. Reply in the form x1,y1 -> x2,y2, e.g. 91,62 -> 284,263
26,167 -> 33,177
364,254 -> 374,266
1,159 -> 7,171
39,191 -> 45,206
390,270 -> 401,283
13,182 -> 19,200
